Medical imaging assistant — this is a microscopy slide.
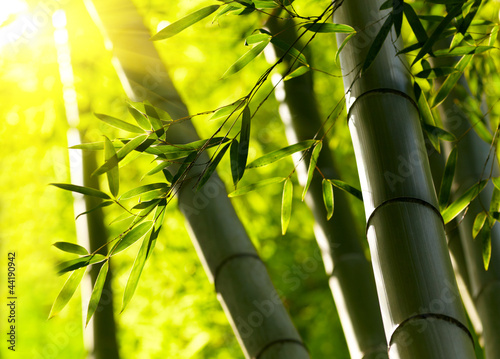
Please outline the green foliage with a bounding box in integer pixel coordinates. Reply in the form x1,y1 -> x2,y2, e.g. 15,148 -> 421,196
322,179 -> 334,220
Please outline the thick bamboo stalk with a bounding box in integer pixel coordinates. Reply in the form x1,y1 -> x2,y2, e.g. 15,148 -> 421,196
85,1 -> 309,358
334,0 -> 476,357
266,17 -> 387,359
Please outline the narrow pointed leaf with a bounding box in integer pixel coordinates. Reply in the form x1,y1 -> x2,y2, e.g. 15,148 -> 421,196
245,33 -> 271,45
414,83 -> 439,151
303,142 -> 322,201
112,221 -> 154,256
172,152 -> 197,184
247,140 -> 316,168
57,254 -> 107,275
281,179 -> 293,235
303,22 -> 355,33
70,142 -> 106,151
270,38 -> 308,65
150,5 -> 220,40
415,67 -> 458,79
228,177 -> 286,197
50,183 -> 111,199
122,236 -> 149,312
144,161 -> 171,178
230,139 -> 241,186
442,180 -> 488,224
431,55 -> 473,107
330,179 -> 363,201
284,66 -> 310,81
438,147 -> 458,210
197,142 -> 230,190
335,32 -> 356,63
53,242 -> 89,255
422,123 -> 456,141
95,113 -> 143,133
363,14 -> 393,73
433,46 -> 494,57
322,179 -> 334,220
86,261 -> 109,326
403,3 -> 428,43
49,267 -> 86,319
76,201 -> 113,221
104,137 -> 119,197
210,100 -> 244,121
478,225 -> 492,270
222,40 -> 270,78
128,106 -> 151,130
121,183 -> 169,200
472,211 -> 487,239
492,177 -> 500,191
237,105 -> 251,181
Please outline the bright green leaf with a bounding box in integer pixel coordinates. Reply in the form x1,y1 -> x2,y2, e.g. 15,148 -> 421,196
302,142 -> 322,201
303,22 -> 355,34
322,179 -> 334,220
415,67 -> 458,79
228,177 -> 286,197
281,178 -> 293,235
53,242 -> 89,256
442,180 -> 488,224
86,261 -> 109,326
330,179 -> 363,201
128,105 -> 151,130
112,221 -> 154,256
104,137 -> 119,197
57,254 -> 107,275
431,55 -> 473,107
247,140 -> 316,168
222,40 -> 270,78
95,113 -> 143,133
472,211 -> 487,239
422,123 -> 456,142
197,142 -> 230,190
284,66 -> 310,81
335,32 -> 356,64
50,183 -> 111,200
49,267 -> 86,319
75,201 -> 113,221
120,183 -> 169,200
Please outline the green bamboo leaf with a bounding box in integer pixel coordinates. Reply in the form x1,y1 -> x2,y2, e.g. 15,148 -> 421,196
236,106 -> 251,181
122,236 -> 149,312
144,161 -> 171,178
415,67 -> 458,79
460,97 -> 494,144
330,179 -> 363,202
245,33 -> 271,45
284,66 -> 310,81
303,22 -> 355,34
247,140 -> 316,168
414,83 -> 439,152
57,254 -> 107,275
210,100 -> 244,121
363,14 -> 393,73
433,46 -> 494,57
128,105 -> 151,130
228,177 -> 286,197
449,32 -> 464,49
150,5 -> 220,40
431,55 -> 473,108
136,188 -> 167,203
335,32 -> 356,64
281,178 -> 293,235
222,40 -> 270,78
477,225 -> 492,270
489,25 -> 499,46
49,267 -> 86,319
403,3 -> 428,44
69,142 -> 106,151
50,183 -> 111,200
489,187 -> 500,214
86,261 -> 109,326
53,242 -> 89,255
392,0 -> 403,39
197,142 -> 230,190
230,139 -> 241,186
143,103 -> 165,138
412,4 -> 462,66
75,201 -> 113,221
438,147 -> 457,210
172,152 -> 198,184
104,137 -> 119,197
112,221 -> 154,256
422,123 -> 456,142
302,142 -> 322,201
131,199 -> 162,210
322,179 -> 334,220
442,180 -> 488,224
472,211 -> 487,239
95,113 -> 143,133
492,177 -> 500,191
120,183 -> 169,200
270,37 -> 309,65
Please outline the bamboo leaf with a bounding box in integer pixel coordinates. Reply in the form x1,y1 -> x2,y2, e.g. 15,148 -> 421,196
228,177 -> 286,197
50,183 -> 111,200
403,3 -> 428,44
422,123 -> 456,142
95,113 -> 143,133
492,177 -> 500,191
120,183 -> 169,200
76,201 -> 113,221
222,40 -> 269,78
172,152 -> 197,184
415,67 -> 458,79
363,14 -> 393,73
237,105 -> 251,181
284,66 -> 310,81
335,32 -> 356,64
144,161 -> 171,178
247,140 -> 316,168
477,225 -> 492,270
70,142 -> 107,151
472,211 -> 487,239
330,179 -> 363,201
303,22 -> 355,33
442,180 -> 488,224
197,142 -> 230,190
112,221 -> 154,256
438,147 -> 458,210
489,25 -> 499,46
128,105 -> 151,130
122,236 -> 149,312
322,179 -> 334,220
245,33 -> 271,45
302,142 -> 322,201
414,83 -> 440,151
53,242 -> 89,255
104,137 -> 119,197
433,46 -> 494,57
431,54 -> 473,107
270,38 -> 309,66
230,139 -> 241,186
210,100 -> 244,121
132,199 -> 162,210
57,254 -> 107,275
281,179 -> 293,235
86,261 -> 109,326
150,5 -> 220,40
392,0 -> 403,38
49,267 -> 86,319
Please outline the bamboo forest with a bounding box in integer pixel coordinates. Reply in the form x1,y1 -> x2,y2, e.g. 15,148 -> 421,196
2,0 -> 500,358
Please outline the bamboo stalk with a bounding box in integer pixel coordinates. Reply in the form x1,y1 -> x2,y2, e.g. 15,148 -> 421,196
85,1 -> 309,357
266,16 -> 388,359
334,0 -> 476,357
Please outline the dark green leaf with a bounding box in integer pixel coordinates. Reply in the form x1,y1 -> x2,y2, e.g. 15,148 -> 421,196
112,221 -> 154,256
121,183 -> 169,200
247,140 -> 316,168
322,179 -> 334,220
422,123 -> 456,141
50,183 -> 111,200
403,3 -> 428,44
330,179 -> 363,201
228,177 -> 286,197
230,139 -> 241,187
75,201 -> 113,221
131,199 -> 162,210
303,22 -> 355,34
270,38 -> 309,66
222,40 -> 270,78
302,142 -> 322,201
415,67 -> 458,78
53,242 -> 89,255
150,5 -> 220,40
49,267 -> 86,319
363,14 -> 393,73
95,113 -> 143,133
281,178 -> 293,235
433,46 -> 494,57
104,137 -> 119,197
414,82 -> 439,151
431,54 -> 472,107
392,0 -> 403,38
236,106 -> 251,181
86,261 -> 109,326
197,142 -> 230,190
57,254 -> 106,275
438,147 -> 457,210
172,152 -> 198,184
442,180 -> 488,224
335,33 -> 356,63
472,211 -> 487,239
